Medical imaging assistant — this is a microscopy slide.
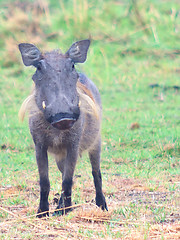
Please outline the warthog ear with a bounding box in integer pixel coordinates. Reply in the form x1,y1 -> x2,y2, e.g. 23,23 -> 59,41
66,39 -> 90,63
18,43 -> 41,66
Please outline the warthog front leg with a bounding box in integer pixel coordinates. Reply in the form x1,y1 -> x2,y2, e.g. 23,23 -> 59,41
89,139 -> 108,211
92,169 -> 108,210
54,147 -> 78,215
35,145 -> 50,218
54,179 -> 73,215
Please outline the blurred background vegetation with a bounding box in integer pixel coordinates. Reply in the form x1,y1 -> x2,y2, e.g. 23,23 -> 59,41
0,0 -> 179,68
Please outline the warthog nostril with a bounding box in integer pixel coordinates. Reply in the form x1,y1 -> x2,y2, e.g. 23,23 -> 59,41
52,118 -> 76,130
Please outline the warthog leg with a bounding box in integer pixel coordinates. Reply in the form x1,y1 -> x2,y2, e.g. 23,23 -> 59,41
35,145 -> 50,218
89,139 -> 108,211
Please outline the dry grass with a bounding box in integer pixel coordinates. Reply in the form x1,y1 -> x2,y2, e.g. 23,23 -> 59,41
0,0 -> 50,67
0,176 -> 179,239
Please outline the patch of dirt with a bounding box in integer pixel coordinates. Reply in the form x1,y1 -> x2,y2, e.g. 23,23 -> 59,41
148,223 -> 180,240
0,143 -> 19,153
130,122 -> 140,130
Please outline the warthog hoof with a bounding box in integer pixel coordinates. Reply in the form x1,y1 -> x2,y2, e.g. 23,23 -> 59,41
96,193 -> 108,211
36,202 -> 49,218
53,194 -> 72,216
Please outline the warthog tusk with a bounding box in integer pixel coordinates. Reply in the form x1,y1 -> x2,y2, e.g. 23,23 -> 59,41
42,101 -> 46,109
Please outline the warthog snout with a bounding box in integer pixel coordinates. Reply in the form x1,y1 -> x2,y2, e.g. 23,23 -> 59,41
47,111 -> 80,130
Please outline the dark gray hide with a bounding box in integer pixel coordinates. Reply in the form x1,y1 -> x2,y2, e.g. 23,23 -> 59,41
19,40 -> 107,217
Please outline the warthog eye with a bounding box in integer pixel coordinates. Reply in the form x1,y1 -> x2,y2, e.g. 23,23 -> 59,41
37,63 -> 42,71
37,60 -> 46,71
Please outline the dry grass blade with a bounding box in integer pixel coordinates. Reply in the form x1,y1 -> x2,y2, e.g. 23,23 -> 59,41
0,206 -> 45,229
0,205 -> 97,239
0,206 -> 68,238
79,216 -> 130,225
0,202 -> 91,225
0,206 -> 18,218
36,202 -> 91,218
151,24 -> 160,43
74,204 -> 112,223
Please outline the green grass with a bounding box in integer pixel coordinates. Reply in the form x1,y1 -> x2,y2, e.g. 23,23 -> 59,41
0,0 -> 180,239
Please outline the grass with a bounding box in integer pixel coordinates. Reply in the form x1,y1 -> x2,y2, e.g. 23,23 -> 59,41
0,0 -> 180,239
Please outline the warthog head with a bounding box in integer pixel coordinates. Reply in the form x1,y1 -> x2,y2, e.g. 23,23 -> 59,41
19,40 -> 90,130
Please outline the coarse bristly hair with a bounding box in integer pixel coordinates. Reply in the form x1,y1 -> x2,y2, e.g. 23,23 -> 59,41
18,80 -> 99,122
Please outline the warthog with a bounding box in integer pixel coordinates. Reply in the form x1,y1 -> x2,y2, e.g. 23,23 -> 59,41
18,40 -> 107,217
